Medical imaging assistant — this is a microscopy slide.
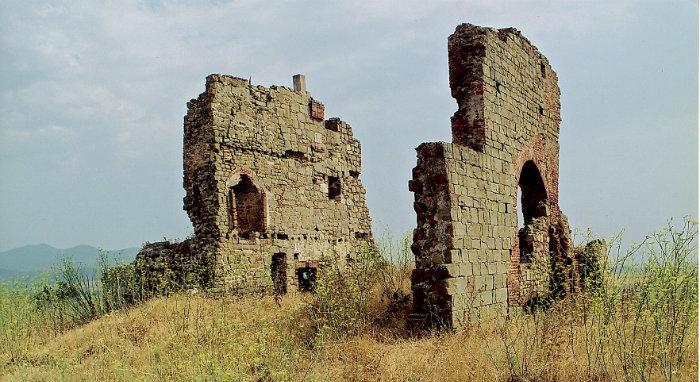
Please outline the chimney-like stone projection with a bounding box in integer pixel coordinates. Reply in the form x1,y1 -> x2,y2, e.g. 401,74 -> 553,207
409,24 -> 575,329
181,74 -> 373,293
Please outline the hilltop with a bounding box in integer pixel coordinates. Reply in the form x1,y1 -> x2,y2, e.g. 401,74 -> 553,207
2,291 -> 697,382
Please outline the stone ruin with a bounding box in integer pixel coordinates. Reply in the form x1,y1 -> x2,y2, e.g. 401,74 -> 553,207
137,22 -> 581,330
138,73 -> 374,294
408,24 -> 576,329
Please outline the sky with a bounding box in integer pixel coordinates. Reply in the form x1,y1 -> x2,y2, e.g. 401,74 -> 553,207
0,0 -> 697,252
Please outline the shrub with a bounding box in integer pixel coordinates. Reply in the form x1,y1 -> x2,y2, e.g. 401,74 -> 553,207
309,244 -> 381,344
579,217 -> 698,382
32,252 -> 144,330
100,262 -> 141,312
307,233 -> 416,344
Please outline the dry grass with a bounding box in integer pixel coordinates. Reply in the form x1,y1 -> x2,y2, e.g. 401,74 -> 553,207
1,220 -> 697,381
1,290 -> 696,382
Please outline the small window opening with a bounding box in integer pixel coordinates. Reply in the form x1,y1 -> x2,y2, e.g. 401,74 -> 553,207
539,106 -> 544,115
284,150 -> 307,161
495,80 -> 502,93
271,253 -> 287,295
355,232 -> 369,240
349,170 -> 360,179
325,118 -> 340,132
328,176 -> 341,200
296,267 -> 317,292
293,253 -> 299,260
540,62 -> 546,78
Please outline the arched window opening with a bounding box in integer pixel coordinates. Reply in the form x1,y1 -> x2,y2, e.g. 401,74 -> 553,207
230,174 -> 265,237
517,161 -> 548,264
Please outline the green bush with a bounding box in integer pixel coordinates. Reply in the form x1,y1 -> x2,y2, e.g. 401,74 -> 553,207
309,244 -> 381,344
580,217 -> 698,382
308,234 -> 416,344
32,252 -> 144,330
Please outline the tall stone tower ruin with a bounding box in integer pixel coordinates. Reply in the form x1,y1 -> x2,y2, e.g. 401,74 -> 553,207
409,24 -> 575,329
182,74 -> 373,293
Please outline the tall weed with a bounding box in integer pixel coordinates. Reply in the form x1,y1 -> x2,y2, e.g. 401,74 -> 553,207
482,217 -> 698,382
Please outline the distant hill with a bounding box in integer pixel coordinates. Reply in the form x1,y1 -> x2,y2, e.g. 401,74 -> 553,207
0,244 -> 139,281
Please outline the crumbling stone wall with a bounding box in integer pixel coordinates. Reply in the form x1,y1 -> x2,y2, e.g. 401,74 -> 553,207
409,24 -> 575,329
179,74 -> 374,293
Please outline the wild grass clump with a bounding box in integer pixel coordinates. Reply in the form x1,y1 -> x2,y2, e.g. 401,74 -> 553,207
0,281 -> 43,368
308,233 -> 414,345
309,248 -> 379,344
478,217 -> 698,382
578,217 -> 698,382
32,253 -> 143,331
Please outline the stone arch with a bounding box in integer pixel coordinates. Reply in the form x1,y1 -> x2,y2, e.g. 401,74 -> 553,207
517,160 -> 548,226
509,160 -> 554,305
516,160 -> 549,266
225,171 -> 268,237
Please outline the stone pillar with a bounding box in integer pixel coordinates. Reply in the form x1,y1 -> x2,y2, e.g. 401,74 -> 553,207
293,74 -> 306,92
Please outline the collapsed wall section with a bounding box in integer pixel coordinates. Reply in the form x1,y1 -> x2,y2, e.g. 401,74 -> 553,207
181,74 -> 373,293
410,23 -> 574,329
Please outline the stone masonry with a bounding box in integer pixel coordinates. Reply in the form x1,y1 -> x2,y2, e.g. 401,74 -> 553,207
409,24 -> 575,329
181,74 -> 373,293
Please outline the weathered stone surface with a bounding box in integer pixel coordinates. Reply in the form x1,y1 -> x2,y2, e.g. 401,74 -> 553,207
410,23 -> 576,330
134,239 -> 213,295
142,74 -> 374,295
293,74 -> 306,92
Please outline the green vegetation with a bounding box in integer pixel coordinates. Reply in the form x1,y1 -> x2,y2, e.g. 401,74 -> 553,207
0,219 -> 697,381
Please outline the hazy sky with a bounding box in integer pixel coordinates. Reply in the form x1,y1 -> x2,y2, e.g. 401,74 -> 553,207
0,1 -> 697,251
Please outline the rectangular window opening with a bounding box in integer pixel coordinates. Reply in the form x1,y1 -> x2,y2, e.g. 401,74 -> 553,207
296,267 -> 317,292
328,176 -> 341,201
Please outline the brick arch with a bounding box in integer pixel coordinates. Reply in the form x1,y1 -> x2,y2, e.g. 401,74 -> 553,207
513,134 -> 549,197
225,169 -> 269,237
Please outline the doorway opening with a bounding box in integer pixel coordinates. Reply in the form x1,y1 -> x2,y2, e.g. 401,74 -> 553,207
271,253 -> 287,295
517,161 -> 548,264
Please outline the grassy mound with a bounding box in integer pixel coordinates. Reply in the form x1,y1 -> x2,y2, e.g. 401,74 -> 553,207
2,291 -> 697,382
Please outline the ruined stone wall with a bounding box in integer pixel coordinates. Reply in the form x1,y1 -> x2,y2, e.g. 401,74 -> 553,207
183,74 -> 373,293
410,24 -> 574,329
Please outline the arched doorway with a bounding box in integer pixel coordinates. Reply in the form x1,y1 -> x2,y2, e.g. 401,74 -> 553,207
516,161 -> 549,265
